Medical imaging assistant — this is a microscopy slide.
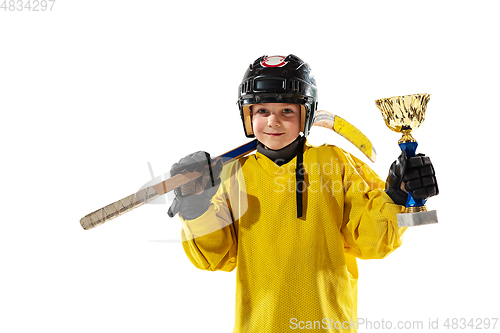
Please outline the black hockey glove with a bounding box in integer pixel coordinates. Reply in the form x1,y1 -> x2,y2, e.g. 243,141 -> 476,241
167,151 -> 223,220
385,151 -> 439,206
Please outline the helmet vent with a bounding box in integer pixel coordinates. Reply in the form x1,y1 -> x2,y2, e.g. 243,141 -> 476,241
290,80 -> 301,92
241,81 -> 252,94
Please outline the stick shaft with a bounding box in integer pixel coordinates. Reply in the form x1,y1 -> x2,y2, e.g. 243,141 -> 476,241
80,140 -> 258,230
80,187 -> 160,230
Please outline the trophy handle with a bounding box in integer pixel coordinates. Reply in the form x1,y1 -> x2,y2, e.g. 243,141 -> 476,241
398,141 -> 426,210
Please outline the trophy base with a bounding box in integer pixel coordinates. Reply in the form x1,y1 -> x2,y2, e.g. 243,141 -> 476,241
397,210 -> 438,227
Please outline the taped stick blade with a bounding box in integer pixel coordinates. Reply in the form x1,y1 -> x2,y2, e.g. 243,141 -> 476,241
313,110 -> 377,162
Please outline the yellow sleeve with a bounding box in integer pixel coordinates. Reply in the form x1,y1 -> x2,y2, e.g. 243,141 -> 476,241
180,203 -> 238,272
179,160 -> 243,272
339,150 -> 407,259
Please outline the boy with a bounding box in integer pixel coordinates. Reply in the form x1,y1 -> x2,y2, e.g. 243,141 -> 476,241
168,55 -> 438,332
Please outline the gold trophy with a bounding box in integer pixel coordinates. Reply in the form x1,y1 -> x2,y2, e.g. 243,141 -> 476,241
375,93 -> 438,227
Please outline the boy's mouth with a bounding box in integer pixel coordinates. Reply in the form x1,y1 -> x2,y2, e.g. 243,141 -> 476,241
264,132 -> 284,137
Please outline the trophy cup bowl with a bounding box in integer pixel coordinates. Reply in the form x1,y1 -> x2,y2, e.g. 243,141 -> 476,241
375,93 -> 438,227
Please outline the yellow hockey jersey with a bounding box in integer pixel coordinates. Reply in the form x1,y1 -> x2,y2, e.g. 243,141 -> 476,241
180,142 -> 406,333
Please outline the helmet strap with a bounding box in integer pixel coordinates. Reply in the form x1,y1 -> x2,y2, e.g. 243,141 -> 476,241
295,135 -> 306,218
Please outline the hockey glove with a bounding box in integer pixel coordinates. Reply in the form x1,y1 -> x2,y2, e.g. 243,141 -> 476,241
386,151 -> 439,206
167,151 -> 223,220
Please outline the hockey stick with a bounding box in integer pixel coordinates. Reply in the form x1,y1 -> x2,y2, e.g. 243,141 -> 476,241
80,110 -> 376,230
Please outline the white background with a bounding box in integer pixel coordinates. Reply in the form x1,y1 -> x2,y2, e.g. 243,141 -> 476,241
1,1 -> 498,332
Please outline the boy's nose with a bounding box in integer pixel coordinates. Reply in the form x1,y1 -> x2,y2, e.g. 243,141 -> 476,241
267,115 -> 280,127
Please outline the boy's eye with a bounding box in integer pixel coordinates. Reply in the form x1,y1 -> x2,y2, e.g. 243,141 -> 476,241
256,109 -> 267,114
283,109 -> 293,114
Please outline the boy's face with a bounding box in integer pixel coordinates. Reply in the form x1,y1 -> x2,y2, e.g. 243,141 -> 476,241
251,103 -> 301,150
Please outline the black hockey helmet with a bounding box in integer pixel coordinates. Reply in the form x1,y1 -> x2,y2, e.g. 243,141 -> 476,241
237,54 -> 318,138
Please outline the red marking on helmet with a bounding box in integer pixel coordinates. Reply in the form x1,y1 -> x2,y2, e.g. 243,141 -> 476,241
260,56 -> 287,68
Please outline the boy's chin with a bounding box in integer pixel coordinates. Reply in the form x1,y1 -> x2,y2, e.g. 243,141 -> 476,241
266,144 -> 286,150
261,139 -> 294,151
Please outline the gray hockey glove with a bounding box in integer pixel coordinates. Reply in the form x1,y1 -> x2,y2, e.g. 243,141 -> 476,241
385,151 -> 439,206
167,151 -> 223,220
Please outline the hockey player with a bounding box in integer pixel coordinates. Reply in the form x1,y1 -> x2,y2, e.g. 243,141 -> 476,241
167,54 -> 438,332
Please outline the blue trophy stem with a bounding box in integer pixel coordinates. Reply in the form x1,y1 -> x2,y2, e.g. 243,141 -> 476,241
398,141 -> 426,208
